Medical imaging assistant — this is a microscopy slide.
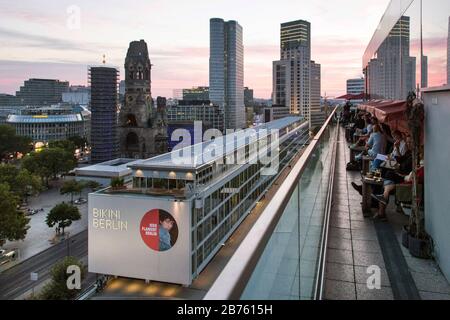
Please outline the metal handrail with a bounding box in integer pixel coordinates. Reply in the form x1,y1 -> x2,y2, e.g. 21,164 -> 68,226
314,118 -> 339,299
204,109 -> 338,300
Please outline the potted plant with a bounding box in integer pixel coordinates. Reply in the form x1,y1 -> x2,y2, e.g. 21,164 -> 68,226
110,177 -> 126,191
402,92 -> 431,259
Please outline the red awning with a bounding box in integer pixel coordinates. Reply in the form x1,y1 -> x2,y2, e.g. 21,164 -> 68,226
336,93 -> 367,100
357,99 -> 408,132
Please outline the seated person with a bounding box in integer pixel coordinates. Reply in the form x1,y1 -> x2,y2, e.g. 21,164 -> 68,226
355,124 -> 386,161
371,130 -> 407,171
351,137 -> 411,196
341,102 -> 352,125
371,160 -> 424,220
349,112 -> 366,138
353,114 -> 373,140
355,117 -> 380,147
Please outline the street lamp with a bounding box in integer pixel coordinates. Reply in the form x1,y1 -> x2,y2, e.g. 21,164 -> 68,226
67,235 -> 76,257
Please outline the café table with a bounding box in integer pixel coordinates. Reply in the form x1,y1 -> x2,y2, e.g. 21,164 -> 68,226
381,159 -> 399,171
361,175 -> 384,216
349,145 -> 366,162
362,156 -> 373,175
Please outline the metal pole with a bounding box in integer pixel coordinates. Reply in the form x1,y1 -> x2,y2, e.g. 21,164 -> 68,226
67,234 -> 70,257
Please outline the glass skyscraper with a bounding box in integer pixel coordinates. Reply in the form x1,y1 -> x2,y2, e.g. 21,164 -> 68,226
209,18 -> 245,130
366,16 -> 416,100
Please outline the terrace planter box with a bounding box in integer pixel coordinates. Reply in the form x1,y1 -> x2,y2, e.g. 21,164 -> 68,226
408,235 -> 431,260
401,225 -> 409,249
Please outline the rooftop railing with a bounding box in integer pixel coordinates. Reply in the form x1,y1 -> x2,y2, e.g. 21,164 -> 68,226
204,109 -> 339,300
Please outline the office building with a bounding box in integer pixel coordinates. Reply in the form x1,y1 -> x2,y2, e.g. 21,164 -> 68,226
6,104 -> 90,145
167,100 -> 225,132
15,79 -> 69,106
263,105 -> 290,123
366,16 -> 416,100
447,16 -> 450,85
182,87 -> 210,101
75,158 -> 139,187
209,18 -> 245,130
0,105 -> 26,124
62,86 -> 91,105
346,78 -> 365,95
244,87 -> 254,107
273,19 -> 320,126
0,94 -> 20,106
119,40 -> 168,159
89,66 -> 120,164
421,55 -> 428,89
119,80 -> 126,96
88,116 -> 309,285
310,61 -> 324,127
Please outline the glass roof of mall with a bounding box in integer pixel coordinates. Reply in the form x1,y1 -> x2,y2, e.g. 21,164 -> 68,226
129,116 -> 305,172
6,114 -> 83,124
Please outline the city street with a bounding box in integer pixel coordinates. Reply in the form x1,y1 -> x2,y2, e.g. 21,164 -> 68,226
2,178 -> 90,262
0,230 -> 93,300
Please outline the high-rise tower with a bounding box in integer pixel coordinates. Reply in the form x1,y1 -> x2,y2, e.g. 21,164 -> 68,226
447,16 -> 450,85
366,16 -> 416,100
89,67 -> 119,164
209,18 -> 245,130
273,19 -> 319,123
119,40 -> 167,159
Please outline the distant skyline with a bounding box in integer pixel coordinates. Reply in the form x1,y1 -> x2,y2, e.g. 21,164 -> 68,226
0,0 -> 445,99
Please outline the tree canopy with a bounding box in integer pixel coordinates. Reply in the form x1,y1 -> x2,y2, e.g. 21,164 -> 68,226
46,203 -> 81,235
22,147 -> 77,186
60,180 -> 85,204
0,125 -> 32,160
0,183 -> 30,246
38,256 -> 86,300
48,140 -> 77,154
0,164 -> 42,202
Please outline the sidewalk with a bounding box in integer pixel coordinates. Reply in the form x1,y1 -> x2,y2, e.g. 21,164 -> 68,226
2,177 -> 89,265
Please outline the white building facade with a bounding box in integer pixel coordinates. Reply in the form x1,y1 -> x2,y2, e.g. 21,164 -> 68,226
88,117 -> 310,285
346,78 -> 365,95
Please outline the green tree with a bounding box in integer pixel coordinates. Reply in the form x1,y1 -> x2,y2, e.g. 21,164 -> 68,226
46,203 -> 81,235
0,183 -> 30,246
22,147 -> 77,187
85,180 -> 101,191
15,169 -> 43,203
0,164 -> 43,203
0,125 -> 32,160
38,256 -> 86,300
68,136 -> 88,151
48,140 -> 76,154
60,180 -> 85,204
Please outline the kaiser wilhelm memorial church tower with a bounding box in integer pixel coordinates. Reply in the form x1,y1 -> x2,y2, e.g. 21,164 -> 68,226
119,40 -> 167,159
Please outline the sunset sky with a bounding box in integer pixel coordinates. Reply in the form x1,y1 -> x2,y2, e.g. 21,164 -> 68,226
0,0 -> 448,98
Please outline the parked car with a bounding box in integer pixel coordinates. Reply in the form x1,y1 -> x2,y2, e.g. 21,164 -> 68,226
74,198 -> 87,205
0,249 -> 17,265
26,209 -> 38,216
